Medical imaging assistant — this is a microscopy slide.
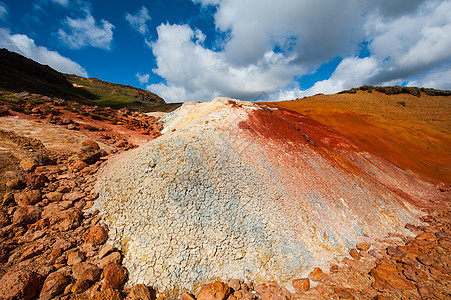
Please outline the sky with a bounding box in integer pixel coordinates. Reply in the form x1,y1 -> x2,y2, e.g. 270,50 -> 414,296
0,0 -> 450,102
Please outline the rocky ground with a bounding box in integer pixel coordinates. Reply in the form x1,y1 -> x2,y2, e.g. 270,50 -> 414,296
0,92 -> 450,300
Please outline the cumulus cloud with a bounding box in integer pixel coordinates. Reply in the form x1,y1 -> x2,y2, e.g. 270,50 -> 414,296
125,6 -> 151,35
125,6 -> 152,47
407,63 -> 451,90
50,0 -> 70,7
0,28 -> 88,76
148,24 -> 300,102
136,73 -> 150,84
0,2 -> 7,20
58,8 -> 114,50
150,0 -> 450,101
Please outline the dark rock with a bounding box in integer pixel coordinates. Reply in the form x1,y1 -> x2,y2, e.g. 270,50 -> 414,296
0,269 -> 41,300
39,271 -> 69,300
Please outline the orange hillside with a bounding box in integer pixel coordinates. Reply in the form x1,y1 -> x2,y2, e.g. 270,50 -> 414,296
265,90 -> 451,184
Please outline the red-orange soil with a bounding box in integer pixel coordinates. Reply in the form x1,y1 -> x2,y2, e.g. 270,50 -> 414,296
264,90 -> 451,184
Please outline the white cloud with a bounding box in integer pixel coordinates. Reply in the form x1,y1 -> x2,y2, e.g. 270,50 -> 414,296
58,8 -> 114,50
148,24 -> 301,102
125,6 -> 151,35
50,0 -> 70,7
0,2 -> 7,20
407,64 -> 451,90
150,0 -> 450,102
136,73 -> 150,84
0,28 -> 88,76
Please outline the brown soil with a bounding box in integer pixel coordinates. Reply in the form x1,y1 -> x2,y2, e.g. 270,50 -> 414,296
264,90 -> 451,184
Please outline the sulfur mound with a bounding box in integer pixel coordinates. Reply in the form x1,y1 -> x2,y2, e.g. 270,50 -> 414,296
95,98 -> 437,294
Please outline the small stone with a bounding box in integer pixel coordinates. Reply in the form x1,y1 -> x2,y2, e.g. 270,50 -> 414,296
13,205 -> 42,225
67,250 -> 85,265
369,262 -> 415,290
350,248 -> 361,261
196,281 -> 231,300
309,267 -> 323,281
14,189 -> 42,206
292,278 -> 310,292
62,191 -> 85,202
72,262 -> 101,282
67,124 -> 76,130
181,292 -> 196,300
72,160 -> 89,171
228,279 -> 242,291
415,232 -> 436,241
84,223 -> 108,245
24,173 -> 47,189
82,140 -> 100,150
100,251 -> 121,269
6,178 -> 21,189
329,264 -> 339,273
126,284 -> 152,300
255,282 -> 291,300
0,269 -> 41,300
71,279 -> 91,293
49,208 -> 83,231
92,285 -> 122,300
39,271 -> 69,300
99,243 -> 115,259
20,158 -> 37,172
356,242 -> 371,251
78,145 -> 102,164
45,191 -> 63,202
103,263 -> 127,289
386,246 -> 403,257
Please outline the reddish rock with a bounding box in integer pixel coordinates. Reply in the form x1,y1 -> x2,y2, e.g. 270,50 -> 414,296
126,284 -> 153,300
13,205 -> 42,225
402,266 -> 428,282
82,140 -> 100,150
103,263 -> 127,289
6,178 -> 21,189
227,279 -> 242,291
255,282 -> 291,300
78,145 -> 102,164
62,191 -> 85,202
180,293 -> 196,300
14,189 -> 42,206
292,278 -> 310,292
71,279 -> 91,293
369,262 -> 415,290
49,208 -> 83,231
99,243 -> 115,259
84,223 -> 108,245
91,285 -> 122,300
0,269 -> 41,300
0,210 -> 10,227
350,248 -> 361,261
45,191 -> 63,202
329,264 -> 339,273
333,287 -> 355,300
196,281 -> 231,300
19,243 -> 46,261
309,267 -> 323,281
39,271 -> 69,300
20,158 -> 37,172
72,262 -> 101,282
356,242 -> 371,251
24,173 -> 47,189
100,251 -> 121,269
67,250 -> 85,265
72,160 -> 89,171
416,232 -> 436,241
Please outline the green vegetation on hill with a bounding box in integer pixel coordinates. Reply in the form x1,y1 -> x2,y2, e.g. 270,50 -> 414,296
65,75 -> 165,110
0,49 -> 170,112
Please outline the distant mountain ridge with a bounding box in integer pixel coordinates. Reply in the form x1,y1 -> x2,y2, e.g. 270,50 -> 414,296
0,48 -> 167,111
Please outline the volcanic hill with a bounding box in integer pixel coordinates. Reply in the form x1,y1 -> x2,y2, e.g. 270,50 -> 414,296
0,51 -> 450,300
0,48 -> 168,112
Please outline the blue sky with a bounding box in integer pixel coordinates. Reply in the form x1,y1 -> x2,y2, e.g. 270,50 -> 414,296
0,0 -> 450,102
